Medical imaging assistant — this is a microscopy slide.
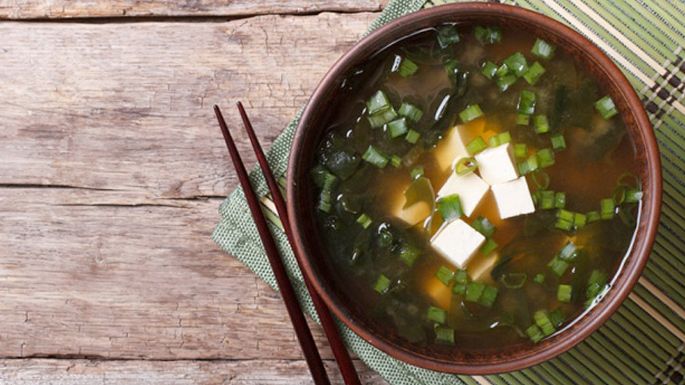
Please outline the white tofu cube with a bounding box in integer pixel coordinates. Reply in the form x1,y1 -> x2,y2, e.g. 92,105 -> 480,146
432,124 -> 468,173
491,176 -> 536,219
437,172 -> 489,217
431,219 -> 485,269
474,143 -> 518,185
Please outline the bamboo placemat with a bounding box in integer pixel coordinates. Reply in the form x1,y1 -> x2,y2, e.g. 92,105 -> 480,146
213,1 -> 685,384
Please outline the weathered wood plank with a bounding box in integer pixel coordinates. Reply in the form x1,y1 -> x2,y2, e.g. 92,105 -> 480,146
0,187 -> 330,360
0,0 -> 383,19
0,13 -> 375,199
0,358 -> 387,385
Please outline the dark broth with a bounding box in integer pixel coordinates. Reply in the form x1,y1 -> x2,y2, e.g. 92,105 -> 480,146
311,25 -> 640,352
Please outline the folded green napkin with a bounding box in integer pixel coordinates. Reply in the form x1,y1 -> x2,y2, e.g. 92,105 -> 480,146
213,1 -> 685,384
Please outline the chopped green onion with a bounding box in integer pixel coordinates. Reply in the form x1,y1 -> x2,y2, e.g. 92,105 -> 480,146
398,58 -> 418,77
625,188 -> 643,203
534,310 -> 556,336
559,241 -> 578,261
600,198 -> 616,219
539,190 -> 555,209
548,309 -> 565,327
503,52 -> 529,77
374,274 -> 391,294
387,118 -> 409,138
427,306 -> 447,324
466,136 -> 487,155
472,216 -> 496,237
398,102 -> 423,122
533,115 -> 550,134
481,61 -> 498,79
435,326 -> 455,344
551,133 -> 566,151
437,25 -> 460,48
612,185 -> 626,205
454,269 -> 469,284
523,61 -> 546,85
526,324 -> 544,343
518,154 -> 539,175
514,143 -> 528,158
435,266 -> 454,286
531,169 -> 551,189
554,192 -> 566,209
390,155 -> 402,168
500,273 -> 528,289
531,38 -> 556,60
574,212 -> 587,229
465,281 -> 485,302
366,90 -> 391,115
548,257 -> 569,277
586,270 -> 608,301
444,58 -> 459,78
496,63 -> 509,78
537,148 -> 555,168
410,166 -> 424,180
533,273 -> 545,284
399,243 -> 420,267
437,194 -> 463,221
496,74 -> 517,92
452,283 -> 466,295
317,170 -> 337,213
368,107 -> 398,128
516,113 -> 530,126
474,25 -> 502,45
459,104 -> 484,123
479,286 -> 499,307
362,145 -> 388,168
480,238 -> 498,256
595,96 -> 618,119
517,90 -> 537,115
356,213 -> 372,229
455,156 -> 478,175
587,211 -> 601,223
488,131 -> 511,147
405,129 -> 421,144
555,218 -> 573,231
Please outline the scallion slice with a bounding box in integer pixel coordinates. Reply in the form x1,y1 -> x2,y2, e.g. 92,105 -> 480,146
374,274 -> 391,294
539,190 -> 555,209
559,241 -> 578,261
459,104 -> 484,123
455,156 -> 478,176
437,193 -> 463,221
523,61 -> 546,85
537,148 -> 555,168
586,211 -> 601,223
437,25 -> 460,48
464,281 -> 485,302
488,131 -> 511,147
410,166 -> 424,180
368,107 -> 398,128
479,286 -> 498,307
387,118 -> 409,138
554,192 -> 566,209
366,90 -> 391,115
454,270 -> 469,284
551,133 -> 566,151
496,63 -> 509,78
496,74 -> 517,92
526,324 -> 544,343
481,61 -> 498,79
474,25 -> 502,45
531,38 -> 556,60
398,58 -> 419,77
435,326 -> 455,344
435,266 -> 454,286
574,212 -> 587,229
398,102 -> 423,122
362,145 -> 388,168
405,129 -> 421,144
503,52 -> 529,77
390,155 -> 402,168
399,243 -> 420,267
548,257 -> 569,277
518,154 -> 539,175
600,198 -> 616,219
466,136 -> 487,155
517,90 -> 537,115
427,306 -> 447,324
595,96 -> 618,119
472,216 -> 496,237
516,113 -> 530,126
534,310 -> 556,336
533,273 -> 545,284
514,143 -> 528,158
625,188 -> 643,203
548,309 -> 565,327
480,238 -> 498,256
533,114 -> 550,134
356,213 -> 372,229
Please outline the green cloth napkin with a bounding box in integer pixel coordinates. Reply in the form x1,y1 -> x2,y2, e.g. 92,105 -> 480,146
213,1 -> 685,384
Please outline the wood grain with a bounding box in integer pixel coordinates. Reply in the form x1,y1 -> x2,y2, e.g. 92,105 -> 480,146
0,359 -> 386,385
0,0 -> 383,19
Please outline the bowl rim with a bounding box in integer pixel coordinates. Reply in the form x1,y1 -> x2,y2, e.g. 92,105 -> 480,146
287,2 -> 662,374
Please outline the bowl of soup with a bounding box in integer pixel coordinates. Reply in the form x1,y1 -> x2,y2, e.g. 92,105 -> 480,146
286,2 -> 661,374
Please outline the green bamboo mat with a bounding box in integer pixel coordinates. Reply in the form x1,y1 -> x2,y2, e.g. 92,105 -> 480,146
212,1 -> 685,384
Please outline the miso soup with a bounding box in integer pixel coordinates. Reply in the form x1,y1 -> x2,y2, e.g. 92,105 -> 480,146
311,24 -> 641,351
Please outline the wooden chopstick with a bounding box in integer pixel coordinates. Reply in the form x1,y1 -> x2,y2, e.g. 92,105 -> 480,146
213,106 -> 331,385
236,102 -> 362,385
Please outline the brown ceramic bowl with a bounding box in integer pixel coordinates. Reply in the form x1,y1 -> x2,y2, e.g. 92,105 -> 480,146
286,2 -> 661,374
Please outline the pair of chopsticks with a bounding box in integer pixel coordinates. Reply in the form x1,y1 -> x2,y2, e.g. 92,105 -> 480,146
214,103 -> 362,385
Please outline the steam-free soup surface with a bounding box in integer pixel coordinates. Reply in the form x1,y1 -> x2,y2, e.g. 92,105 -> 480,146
311,25 -> 641,352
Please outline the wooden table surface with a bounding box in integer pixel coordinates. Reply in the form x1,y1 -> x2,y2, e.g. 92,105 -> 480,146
0,1 -> 390,383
